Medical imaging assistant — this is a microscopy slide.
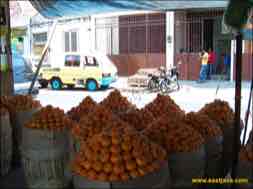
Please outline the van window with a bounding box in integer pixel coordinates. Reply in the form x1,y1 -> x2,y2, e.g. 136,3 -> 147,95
85,56 -> 98,66
65,55 -> 80,67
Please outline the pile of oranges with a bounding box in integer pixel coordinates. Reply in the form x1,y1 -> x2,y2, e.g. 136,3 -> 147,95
184,112 -> 222,138
71,105 -> 127,143
143,94 -> 184,118
239,144 -> 253,162
72,127 -> 167,182
25,105 -> 74,131
199,99 -> 234,128
7,95 -> 41,112
120,108 -> 155,131
100,90 -> 136,116
67,96 -> 97,122
143,114 -> 204,154
0,107 -> 8,116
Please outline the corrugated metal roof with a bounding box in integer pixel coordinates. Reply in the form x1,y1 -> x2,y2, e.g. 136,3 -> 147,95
29,0 -> 228,18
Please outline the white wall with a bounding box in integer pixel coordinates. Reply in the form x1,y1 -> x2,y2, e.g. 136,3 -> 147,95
94,16 -> 119,55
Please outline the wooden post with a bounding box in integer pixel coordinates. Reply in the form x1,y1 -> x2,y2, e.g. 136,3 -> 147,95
231,32 -> 243,187
0,0 -> 14,96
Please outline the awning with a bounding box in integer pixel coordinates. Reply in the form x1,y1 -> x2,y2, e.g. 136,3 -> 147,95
29,0 -> 229,18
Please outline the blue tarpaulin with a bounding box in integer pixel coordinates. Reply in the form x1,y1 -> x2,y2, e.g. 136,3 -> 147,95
29,0 -> 228,18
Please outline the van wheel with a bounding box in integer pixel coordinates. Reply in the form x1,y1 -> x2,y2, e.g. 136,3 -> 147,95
86,80 -> 97,91
51,78 -> 62,90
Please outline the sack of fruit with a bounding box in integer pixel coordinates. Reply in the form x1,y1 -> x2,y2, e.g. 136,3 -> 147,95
0,107 -> 12,176
21,105 -> 74,189
72,127 -> 170,189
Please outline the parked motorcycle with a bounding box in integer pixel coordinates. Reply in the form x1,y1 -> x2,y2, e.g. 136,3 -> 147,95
147,73 -> 161,91
147,66 -> 180,93
159,67 -> 180,93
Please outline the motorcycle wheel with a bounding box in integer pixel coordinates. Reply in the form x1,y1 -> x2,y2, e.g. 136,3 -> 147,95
148,79 -> 156,91
159,81 -> 168,93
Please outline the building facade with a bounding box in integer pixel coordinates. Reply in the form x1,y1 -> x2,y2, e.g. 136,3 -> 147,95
29,9 -> 252,80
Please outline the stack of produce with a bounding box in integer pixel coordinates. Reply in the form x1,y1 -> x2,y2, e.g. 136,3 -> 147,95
239,146 -> 253,162
7,95 -> 41,113
0,106 -> 8,116
143,113 -> 204,154
198,99 -> 234,128
25,105 -> 74,130
143,115 -> 205,188
143,94 -> 184,118
67,96 -> 97,122
120,108 -> 155,131
184,112 -> 222,138
238,145 -> 253,187
0,96 -> 9,109
184,112 -> 223,177
199,99 -> 238,176
100,90 -> 136,116
71,126 -> 168,187
0,106 -> 12,176
71,105 -> 128,147
4,95 -> 41,166
22,105 -> 73,189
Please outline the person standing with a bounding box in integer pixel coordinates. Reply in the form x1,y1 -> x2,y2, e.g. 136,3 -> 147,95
197,50 -> 209,83
207,48 -> 215,80
224,53 -> 231,80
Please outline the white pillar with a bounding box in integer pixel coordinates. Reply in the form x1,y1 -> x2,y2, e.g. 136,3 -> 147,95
230,39 -> 236,82
166,11 -> 175,69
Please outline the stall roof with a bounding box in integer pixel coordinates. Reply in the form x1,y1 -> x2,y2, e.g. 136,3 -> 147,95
29,0 -> 228,18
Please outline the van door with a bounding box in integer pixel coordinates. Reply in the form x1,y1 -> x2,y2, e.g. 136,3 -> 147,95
83,56 -> 102,84
61,55 -> 83,85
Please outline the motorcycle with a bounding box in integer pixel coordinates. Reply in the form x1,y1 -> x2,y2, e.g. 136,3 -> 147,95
147,73 -> 161,91
159,66 -> 180,93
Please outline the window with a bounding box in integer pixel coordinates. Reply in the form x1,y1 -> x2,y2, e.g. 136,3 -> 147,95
85,56 -> 98,66
33,32 -> 47,45
64,55 -> 80,67
64,31 -> 78,52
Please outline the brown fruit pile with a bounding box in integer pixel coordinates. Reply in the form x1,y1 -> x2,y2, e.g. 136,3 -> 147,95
239,144 -> 253,162
120,108 -> 155,131
0,107 -> 8,116
72,127 -> 167,182
100,90 -> 136,116
199,99 -> 234,128
184,112 -> 222,138
7,95 -> 41,112
67,96 -> 97,122
143,94 -> 184,118
71,105 -> 128,142
25,105 -> 74,131
143,114 -> 204,153
0,96 -> 9,108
